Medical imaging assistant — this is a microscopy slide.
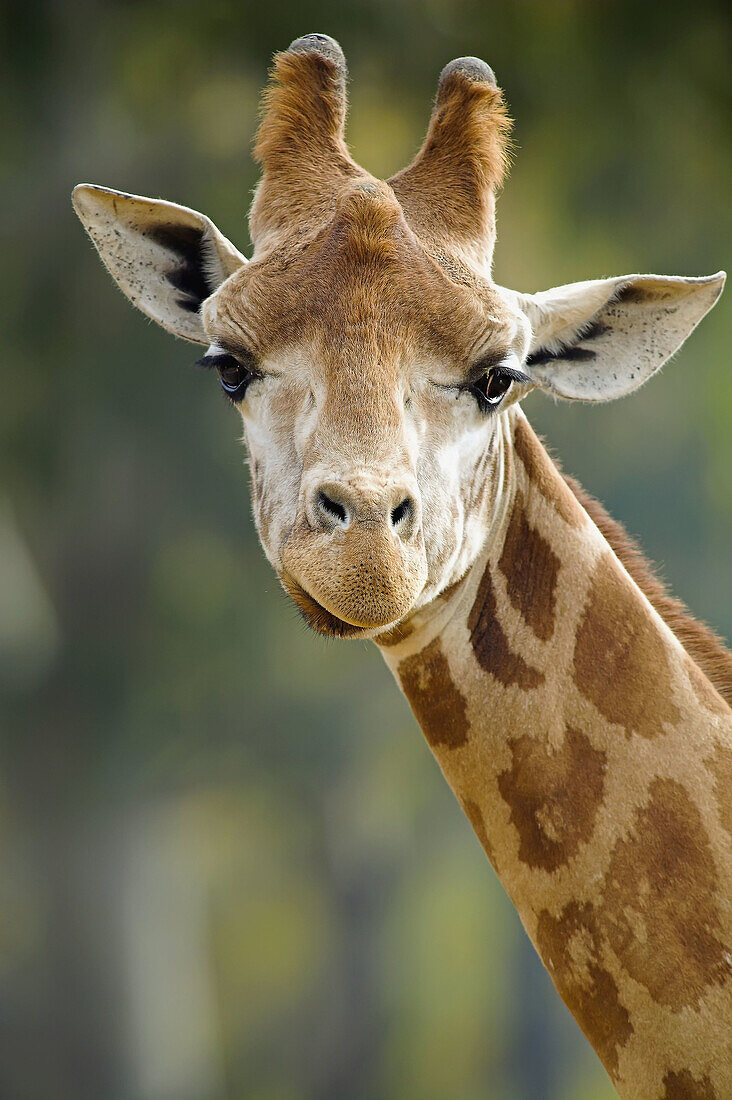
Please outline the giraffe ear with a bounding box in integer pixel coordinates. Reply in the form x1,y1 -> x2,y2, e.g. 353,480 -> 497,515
519,272 -> 725,402
72,185 -> 247,344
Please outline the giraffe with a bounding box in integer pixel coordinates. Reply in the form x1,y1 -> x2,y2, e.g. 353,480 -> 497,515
72,34 -> 732,1099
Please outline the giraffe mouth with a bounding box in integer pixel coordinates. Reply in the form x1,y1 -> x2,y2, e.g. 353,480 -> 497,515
281,574 -> 372,638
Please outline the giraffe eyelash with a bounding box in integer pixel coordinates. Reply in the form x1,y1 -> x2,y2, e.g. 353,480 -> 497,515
490,362 -> 532,386
465,352 -> 532,388
195,351 -> 237,370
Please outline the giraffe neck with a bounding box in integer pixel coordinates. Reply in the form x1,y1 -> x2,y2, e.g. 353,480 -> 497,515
378,409 -> 732,1100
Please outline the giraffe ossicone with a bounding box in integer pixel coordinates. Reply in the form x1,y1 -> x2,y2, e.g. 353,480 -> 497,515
73,33 -> 732,1099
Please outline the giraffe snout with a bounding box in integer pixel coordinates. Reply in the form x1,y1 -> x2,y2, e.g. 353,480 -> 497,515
306,475 -> 421,543
281,470 -> 427,630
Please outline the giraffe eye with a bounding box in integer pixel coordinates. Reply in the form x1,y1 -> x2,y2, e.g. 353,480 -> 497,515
470,368 -> 512,411
195,349 -> 258,401
217,357 -> 253,396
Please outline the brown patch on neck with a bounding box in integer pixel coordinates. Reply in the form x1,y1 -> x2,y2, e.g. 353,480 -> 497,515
564,474 -> 732,711
497,726 -> 606,872
662,1070 -> 718,1100
467,563 -> 544,690
573,551 -> 681,739
536,900 -> 633,1080
398,636 -> 470,750
498,488 -> 560,642
599,778 -> 730,1010
513,419 -> 585,529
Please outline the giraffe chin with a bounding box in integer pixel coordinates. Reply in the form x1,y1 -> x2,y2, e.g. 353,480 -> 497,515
281,574 -> 377,638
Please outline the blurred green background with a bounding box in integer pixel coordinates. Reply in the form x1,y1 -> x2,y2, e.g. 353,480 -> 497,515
1,1 -> 731,1098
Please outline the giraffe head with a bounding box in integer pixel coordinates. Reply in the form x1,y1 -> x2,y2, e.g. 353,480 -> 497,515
73,34 -> 724,638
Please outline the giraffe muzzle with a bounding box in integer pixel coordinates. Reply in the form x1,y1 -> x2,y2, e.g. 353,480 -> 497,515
281,473 -> 427,629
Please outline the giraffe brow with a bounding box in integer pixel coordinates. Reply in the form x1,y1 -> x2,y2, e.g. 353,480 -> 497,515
199,338 -> 257,366
475,348 -> 511,369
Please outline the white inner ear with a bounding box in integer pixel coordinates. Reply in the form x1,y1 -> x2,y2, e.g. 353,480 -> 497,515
521,272 -> 725,402
72,185 -> 247,344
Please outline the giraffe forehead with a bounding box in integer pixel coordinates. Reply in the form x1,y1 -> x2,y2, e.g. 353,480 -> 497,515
211,197 -> 513,366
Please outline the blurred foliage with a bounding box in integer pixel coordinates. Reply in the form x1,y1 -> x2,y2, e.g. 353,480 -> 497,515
1,1 -> 731,1098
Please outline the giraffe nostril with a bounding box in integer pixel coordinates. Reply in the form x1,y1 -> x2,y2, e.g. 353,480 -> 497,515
318,490 -> 348,525
391,497 -> 413,528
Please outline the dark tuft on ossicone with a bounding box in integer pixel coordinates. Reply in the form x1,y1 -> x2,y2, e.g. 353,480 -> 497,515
287,33 -> 347,75
438,56 -> 497,97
